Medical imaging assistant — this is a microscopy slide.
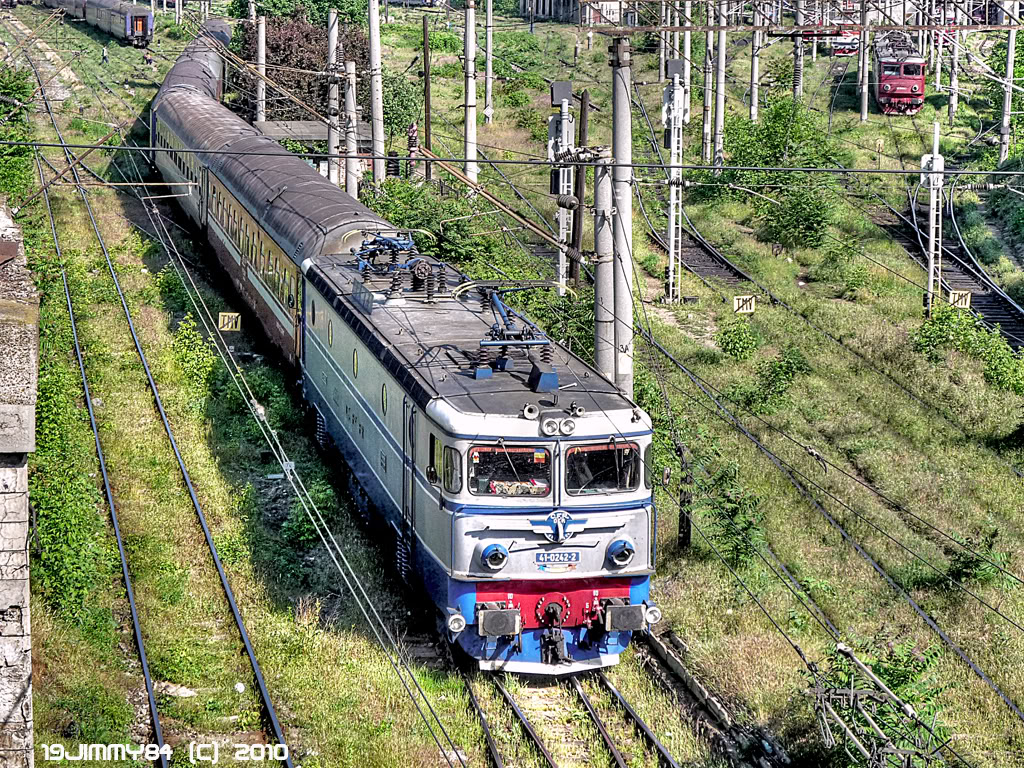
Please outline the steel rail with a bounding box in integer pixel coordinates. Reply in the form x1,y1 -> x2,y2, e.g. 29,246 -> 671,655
595,672 -> 682,768
463,674 -> 505,768
491,676 -> 559,768
35,153 -> 169,768
7,21 -> 297,764
568,676 -> 627,768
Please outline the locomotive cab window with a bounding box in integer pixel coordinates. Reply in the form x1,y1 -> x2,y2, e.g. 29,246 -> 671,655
468,444 -> 550,497
882,63 -> 900,75
903,63 -> 922,76
566,442 -> 641,495
443,446 -> 462,494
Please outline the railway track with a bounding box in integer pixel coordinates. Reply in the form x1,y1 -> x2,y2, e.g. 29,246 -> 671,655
6,16 -> 295,762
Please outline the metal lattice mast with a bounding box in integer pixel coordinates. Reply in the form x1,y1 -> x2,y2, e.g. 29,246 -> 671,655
548,89 -> 575,297
662,68 -> 685,303
924,122 -> 945,317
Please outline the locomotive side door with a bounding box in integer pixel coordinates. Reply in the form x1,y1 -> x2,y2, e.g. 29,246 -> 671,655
401,397 -> 416,537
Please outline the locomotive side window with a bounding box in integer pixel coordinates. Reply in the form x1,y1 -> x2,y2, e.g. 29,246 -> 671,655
565,442 -> 641,495
310,300 -> 316,327
644,444 -> 652,490
468,445 -> 550,497
903,63 -> 922,76
428,435 -> 443,485
443,447 -> 462,493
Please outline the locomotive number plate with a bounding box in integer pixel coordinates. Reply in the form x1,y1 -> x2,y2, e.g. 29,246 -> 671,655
536,551 -> 580,564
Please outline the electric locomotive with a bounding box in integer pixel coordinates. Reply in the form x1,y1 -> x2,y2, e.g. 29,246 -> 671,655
871,30 -> 926,114
151,22 -> 661,675
42,0 -> 152,46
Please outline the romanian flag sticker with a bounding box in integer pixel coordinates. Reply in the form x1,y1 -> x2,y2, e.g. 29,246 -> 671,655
534,449 -> 546,463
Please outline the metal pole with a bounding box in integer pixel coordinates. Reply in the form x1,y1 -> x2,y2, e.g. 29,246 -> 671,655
794,0 -> 803,98
256,16 -> 266,123
926,122 -> 943,316
610,37 -> 634,399
860,1 -> 869,121
682,0 -> 691,123
465,0 -> 479,182
672,1 -> 680,61
369,0 -> 386,183
1001,0 -> 1017,163
701,1 -> 713,162
665,73 -> 683,302
713,0 -> 726,171
810,0 -> 817,62
569,89 -> 590,284
423,16 -> 432,182
750,0 -> 759,121
934,0 -> 943,91
485,0 -> 494,124
594,148 -> 615,382
327,9 -> 340,184
556,97 -> 573,296
345,61 -> 360,195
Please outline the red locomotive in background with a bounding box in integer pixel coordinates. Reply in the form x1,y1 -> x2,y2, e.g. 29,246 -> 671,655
872,31 -> 926,114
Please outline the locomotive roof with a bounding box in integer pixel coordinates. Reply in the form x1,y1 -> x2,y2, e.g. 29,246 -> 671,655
873,31 -> 924,61
307,255 -> 638,419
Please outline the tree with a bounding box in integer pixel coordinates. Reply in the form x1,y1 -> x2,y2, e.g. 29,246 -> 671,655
226,0 -> 367,26
381,69 -> 420,140
228,16 -> 369,123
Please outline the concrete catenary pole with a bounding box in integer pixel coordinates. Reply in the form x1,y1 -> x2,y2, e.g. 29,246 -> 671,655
345,61 -> 360,195
682,0 -> 691,122
1000,0 -> 1017,163
860,0 -> 869,121
248,0 -> 255,21
659,0 -> 667,81
593,148 -> 615,382
672,1 -> 680,63
810,0 -> 817,63
485,0 -> 494,124
369,0 -> 386,183
256,16 -> 266,123
174,0 -> 180,27
423,15 -> 432,181
934,0 -> 943,92
702,1 -> 714,162
610,37 -> 634,399
750,0 -> 760,121
949,3 -> 961,122
465,0 -> 479,182
327,9 -> 341,184
713,0 -> 726,171
794,0 -> 804,99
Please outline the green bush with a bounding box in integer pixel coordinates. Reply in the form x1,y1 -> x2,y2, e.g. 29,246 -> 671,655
729,345 -> 811,414
422,30 -> 461,53
54,684 -> 134,744
514,107 -> 548,142
946,530 -> 1014,587
715,317 -> 758,360
810,239 -> 869,296
173,315 -> 217,396
431,60 -> 462,79
692,462 -> 764,567
281,478 -> 338,549
760,183 -> 836,248
913,304 -> 1024,395
500,88 -> 530,108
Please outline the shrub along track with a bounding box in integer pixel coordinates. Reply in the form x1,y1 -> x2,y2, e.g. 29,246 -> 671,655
4,15 -> 297,762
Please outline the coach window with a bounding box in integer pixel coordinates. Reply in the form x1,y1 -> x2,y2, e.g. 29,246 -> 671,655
443,446 -> 462,494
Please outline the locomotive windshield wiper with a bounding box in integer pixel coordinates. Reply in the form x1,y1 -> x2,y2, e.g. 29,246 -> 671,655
497,438 -> 523,484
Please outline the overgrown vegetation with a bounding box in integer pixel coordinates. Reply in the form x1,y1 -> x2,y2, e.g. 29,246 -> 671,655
913,304 -> 1024,396
0,68 -> 35,199
728,345 -> 812,414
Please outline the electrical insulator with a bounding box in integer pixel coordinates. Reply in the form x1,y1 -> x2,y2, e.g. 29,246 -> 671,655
556,195 -> 579,210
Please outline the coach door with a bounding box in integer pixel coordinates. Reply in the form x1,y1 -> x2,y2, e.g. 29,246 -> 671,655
133,15 -> 145,36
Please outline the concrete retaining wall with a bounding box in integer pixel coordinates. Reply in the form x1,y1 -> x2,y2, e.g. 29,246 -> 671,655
0,204 -> 36,768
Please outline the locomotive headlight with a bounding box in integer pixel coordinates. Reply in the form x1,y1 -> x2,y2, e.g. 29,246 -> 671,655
447,612 -> 467,634
607,539 -> 636,567
541,418 -> 560,436
911,85 -> 919,93
482,544 -> 509,571
883,84 -> 892,92
559,418 -> 576,435
645,604 -> 663,625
